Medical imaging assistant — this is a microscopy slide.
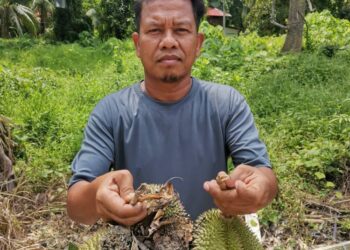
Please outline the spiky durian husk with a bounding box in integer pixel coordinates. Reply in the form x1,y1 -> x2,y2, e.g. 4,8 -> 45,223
131,184 -> 193,250
192,209 -> 263,250
71,228 -> 105,250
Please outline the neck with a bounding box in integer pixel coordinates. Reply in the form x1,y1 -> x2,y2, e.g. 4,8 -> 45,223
142,76 -> 192,102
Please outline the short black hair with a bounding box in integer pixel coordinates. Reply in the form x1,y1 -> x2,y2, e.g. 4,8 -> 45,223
134,0 -> 206,32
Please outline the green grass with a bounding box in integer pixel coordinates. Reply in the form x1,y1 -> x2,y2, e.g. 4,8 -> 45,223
0,38 -> 143,185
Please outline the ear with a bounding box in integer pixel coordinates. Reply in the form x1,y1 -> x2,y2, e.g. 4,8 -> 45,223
132,32 -> 141,58
195,32 -> 205,57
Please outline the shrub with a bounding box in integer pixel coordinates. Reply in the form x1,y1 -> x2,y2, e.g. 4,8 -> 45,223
306,10 -> 350,50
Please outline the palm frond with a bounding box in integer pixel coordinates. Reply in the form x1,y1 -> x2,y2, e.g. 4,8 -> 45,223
9,6 -> 23,36
14,4 -> 38,35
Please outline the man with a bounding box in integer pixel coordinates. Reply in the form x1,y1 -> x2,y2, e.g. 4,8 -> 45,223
67,0 -> 278,226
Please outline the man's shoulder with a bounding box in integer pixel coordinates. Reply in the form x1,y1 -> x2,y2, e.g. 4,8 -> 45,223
98,83 -> 139,106
91,83 -> 140,118
194,78 -> 244,103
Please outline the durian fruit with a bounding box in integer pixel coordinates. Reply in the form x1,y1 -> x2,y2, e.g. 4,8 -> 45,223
72,227 -> 106,250
192,209 -> 263,250
131,183 -> 193,250
76,182 -> 264,250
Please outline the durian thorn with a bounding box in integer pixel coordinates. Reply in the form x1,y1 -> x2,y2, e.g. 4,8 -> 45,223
164,176 -> 184,184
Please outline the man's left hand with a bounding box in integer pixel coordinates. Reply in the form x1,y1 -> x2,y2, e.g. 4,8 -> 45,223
203,164 -> 278,216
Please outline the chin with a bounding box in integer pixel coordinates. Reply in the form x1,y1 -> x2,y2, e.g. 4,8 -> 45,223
160,73 -> 187,83
161,75 -> 180,83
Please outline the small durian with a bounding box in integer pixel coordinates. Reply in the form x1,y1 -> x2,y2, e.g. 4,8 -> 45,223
192,209 -> 263,250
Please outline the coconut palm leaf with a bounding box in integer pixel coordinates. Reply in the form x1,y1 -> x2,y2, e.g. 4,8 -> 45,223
14,4 -> 38,35
0,1 -> 38,38
9,6 -> 23,35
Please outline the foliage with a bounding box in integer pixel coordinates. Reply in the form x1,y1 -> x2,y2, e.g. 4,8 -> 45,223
197,21 -> 244,71
31,0 -> 54,34
0,0 -> 39,38
53,0 -> 91,42
313,0 -> 350,20
0,38 -> 140,182
97,0 -> 134,40
193,21 -> 244,83
243,0 -> 288,35
306,10 -> 350,50
227,0 -> 244,30
77,30 -> 98,47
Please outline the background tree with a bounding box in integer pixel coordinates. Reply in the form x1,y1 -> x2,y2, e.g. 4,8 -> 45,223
281,0 -> 306,52
227,0 -> 244,31
97,0 -> 133,40
32,0 -> 54,34
245,0 -> 289,35
0,116 -> 16,192
0,0 -> 39,38
53,0 -> 91,41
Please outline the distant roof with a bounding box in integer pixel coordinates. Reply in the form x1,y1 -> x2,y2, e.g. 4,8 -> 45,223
207,7 -> 232,17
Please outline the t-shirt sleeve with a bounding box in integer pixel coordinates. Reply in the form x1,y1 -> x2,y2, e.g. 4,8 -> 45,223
69,98 -> 115,187
225,91 -> 271,168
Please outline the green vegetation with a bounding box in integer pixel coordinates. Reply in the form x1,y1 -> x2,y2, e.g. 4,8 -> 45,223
0,11 -> 349,249
0,0 -> 39,38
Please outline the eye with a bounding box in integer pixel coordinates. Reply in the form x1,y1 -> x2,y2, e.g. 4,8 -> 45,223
148,28 -> 161,34
176,28 -> 190,34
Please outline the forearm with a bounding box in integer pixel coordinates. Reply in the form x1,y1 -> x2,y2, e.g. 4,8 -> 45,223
67,176 -> 106,225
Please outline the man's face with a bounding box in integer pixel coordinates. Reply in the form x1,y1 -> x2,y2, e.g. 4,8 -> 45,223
132,0 -> 204,83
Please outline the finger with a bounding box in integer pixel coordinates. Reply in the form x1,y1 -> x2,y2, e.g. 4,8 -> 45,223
111,206 -> 148,226
226,164 -> 255,188
203,180 -> 222,197
113,170 -> 135,201
104,201 -> 147,224
205,180 -> 239,204
120,210 -> 148,226
105,195 -> 146,219
102,203 -> 148,226
235,180 -> 259,202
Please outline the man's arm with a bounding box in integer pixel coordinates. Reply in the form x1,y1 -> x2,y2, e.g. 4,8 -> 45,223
204,165 -> 278,216
67,170 -> 147,225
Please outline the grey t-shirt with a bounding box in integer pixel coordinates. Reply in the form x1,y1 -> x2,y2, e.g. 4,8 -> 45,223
70,77 -> 270,219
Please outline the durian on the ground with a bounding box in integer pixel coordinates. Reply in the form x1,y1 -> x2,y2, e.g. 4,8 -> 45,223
76,178 -> 263,250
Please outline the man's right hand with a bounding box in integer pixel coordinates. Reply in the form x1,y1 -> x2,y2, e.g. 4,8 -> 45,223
95,170 -> 147,225
67,170 -> 147,226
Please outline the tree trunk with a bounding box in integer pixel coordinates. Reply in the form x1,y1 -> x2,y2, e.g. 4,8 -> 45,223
40,5 -> 46,34
282,0 -> 306,53
1,6 -> 11,38
0,117 -> 16,192
0,144 -> 15,191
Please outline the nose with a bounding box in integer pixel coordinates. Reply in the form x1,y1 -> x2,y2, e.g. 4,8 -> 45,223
159,30 -> 178,49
